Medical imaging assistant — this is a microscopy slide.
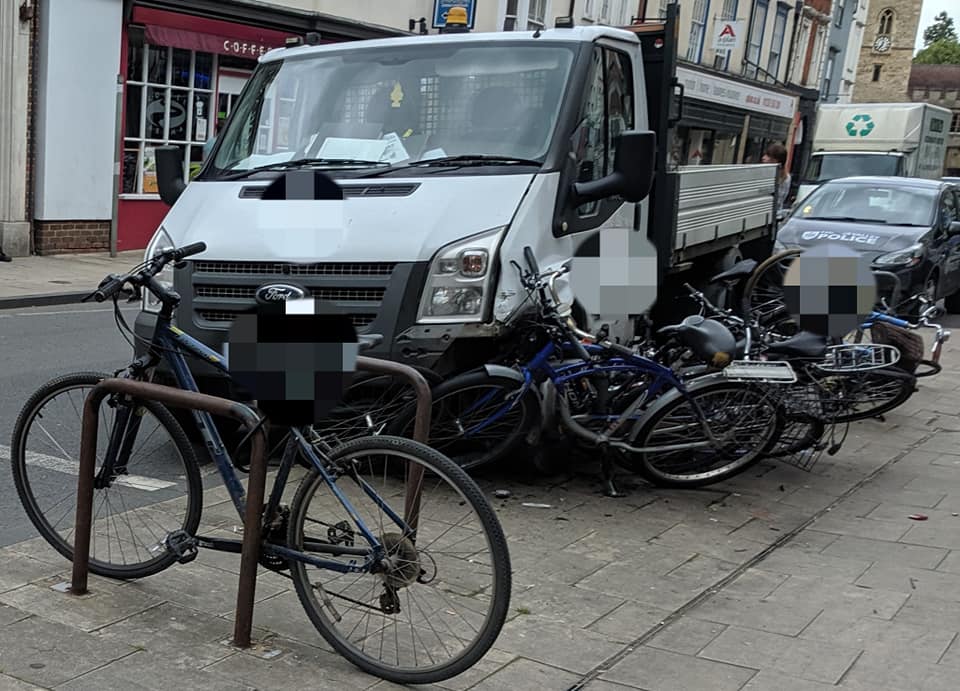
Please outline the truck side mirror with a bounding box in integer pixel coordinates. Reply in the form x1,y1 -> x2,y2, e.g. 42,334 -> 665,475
949,221 -> 960,236
156,145 -> 187,206
571,130 -> 656,206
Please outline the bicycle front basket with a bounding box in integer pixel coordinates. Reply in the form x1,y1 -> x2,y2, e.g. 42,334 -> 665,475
868,322 -> 924,374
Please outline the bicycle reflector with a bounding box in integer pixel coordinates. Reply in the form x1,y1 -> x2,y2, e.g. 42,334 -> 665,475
226,299 -> 359,426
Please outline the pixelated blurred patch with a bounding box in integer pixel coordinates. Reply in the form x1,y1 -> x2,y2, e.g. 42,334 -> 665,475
227,299 -> 359,426
782,243 -> 876,338
570,229 -> 658,317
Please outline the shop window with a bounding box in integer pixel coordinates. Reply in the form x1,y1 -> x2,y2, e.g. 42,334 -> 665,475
878,8 -> 894,35
124,39 -> 220,195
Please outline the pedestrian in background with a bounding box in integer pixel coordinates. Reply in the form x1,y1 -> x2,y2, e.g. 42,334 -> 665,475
762,143 -> 791,212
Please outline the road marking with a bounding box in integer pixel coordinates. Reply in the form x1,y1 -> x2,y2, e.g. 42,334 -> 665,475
0,445 -> 177,492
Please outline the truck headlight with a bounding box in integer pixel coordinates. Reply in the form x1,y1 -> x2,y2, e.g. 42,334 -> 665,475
417,227 -> 505,323
873,243 -> 923,268
142,226 -> 175,314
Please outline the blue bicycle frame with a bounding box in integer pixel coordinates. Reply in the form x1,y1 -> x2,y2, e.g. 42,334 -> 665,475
135,317 -> 403,574
459,338 -> 690,438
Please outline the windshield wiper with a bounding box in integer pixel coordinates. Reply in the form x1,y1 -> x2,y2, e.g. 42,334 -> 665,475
353,154 -> 542,178
220,157 -> 390,180
804,216 -> 888,224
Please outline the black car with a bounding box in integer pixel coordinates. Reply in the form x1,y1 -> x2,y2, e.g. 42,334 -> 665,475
775,176 -> 960,314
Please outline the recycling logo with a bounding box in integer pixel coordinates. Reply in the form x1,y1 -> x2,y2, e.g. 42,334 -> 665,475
845,114 -> 875,137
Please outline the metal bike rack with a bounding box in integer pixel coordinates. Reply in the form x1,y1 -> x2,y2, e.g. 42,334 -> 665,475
70,358 -> 432,649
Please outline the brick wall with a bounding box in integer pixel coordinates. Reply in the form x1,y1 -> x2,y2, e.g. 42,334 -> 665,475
34,221 -> 110,255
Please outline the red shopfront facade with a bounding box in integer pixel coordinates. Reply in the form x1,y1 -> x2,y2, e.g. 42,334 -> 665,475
118,7 -> 302,250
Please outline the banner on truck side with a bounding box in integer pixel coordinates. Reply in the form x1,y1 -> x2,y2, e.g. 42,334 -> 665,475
712,20 -> 745,51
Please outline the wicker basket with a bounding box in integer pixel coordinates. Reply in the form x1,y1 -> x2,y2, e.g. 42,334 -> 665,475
868,322 -> 925,374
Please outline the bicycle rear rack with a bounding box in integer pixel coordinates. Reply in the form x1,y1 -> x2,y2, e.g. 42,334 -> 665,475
69,356 -> 432,650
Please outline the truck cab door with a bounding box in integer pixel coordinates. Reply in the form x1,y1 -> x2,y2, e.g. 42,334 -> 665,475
553,44 -> 657,332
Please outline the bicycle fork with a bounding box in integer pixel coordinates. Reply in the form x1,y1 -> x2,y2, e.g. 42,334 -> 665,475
95,395 -> 143,488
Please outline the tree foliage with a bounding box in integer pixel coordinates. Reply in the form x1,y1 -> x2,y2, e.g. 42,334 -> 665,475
923,12 -> 958,47
914,38 -> 960,65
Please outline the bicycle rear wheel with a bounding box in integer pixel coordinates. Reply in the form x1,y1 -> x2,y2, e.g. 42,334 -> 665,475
814,367 -> 916,423
628,380 -> 781,488
742,248 -> 802,337
10,372 -> 202,579
287,435 -> 511,685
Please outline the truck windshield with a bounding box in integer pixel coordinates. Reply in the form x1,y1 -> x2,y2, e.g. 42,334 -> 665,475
803,154 -> 902,183
793,182 -> 936,227
206,42 -> 576,177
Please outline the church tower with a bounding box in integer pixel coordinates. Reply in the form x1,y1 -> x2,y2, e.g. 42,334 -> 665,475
852,1 -> 923,102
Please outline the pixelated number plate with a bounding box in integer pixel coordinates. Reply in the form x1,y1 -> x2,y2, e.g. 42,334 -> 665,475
723,360 -> 797,383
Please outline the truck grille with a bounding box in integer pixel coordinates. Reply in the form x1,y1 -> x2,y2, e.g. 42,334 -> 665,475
197,310 -> 376,328
188,261 -> 397,331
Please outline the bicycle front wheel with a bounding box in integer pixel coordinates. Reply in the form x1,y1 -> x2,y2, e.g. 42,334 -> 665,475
287,435 -> 511,685
629,380 -> 781,488
10,372 -> 202,579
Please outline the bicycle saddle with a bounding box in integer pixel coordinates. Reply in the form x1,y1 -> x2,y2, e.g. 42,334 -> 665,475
659,315 -> 737,368
763,331 -> 827,360
358,333 -> 384,352
710,259 -> 758,284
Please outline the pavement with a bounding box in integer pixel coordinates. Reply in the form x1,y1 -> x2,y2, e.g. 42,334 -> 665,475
4,262 -> 960,689
0,251 -> 143,308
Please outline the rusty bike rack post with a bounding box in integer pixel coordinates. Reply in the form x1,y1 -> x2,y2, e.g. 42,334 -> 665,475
355,356 -> 432,533
71,379 -> 266,648
72,359 -> 431,649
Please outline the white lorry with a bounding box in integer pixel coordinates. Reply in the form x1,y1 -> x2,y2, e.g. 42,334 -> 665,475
797,102 -> 952,204
141,8 -> 778,403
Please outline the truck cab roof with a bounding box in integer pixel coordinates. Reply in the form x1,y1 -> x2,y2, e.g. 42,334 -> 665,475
820,176 -> 950,191
262,25 -> 639,62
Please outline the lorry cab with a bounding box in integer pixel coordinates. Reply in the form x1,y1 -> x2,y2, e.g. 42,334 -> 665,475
137,8 -> 778,403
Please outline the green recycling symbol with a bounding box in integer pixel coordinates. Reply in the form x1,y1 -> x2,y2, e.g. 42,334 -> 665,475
845,114 -> 875,137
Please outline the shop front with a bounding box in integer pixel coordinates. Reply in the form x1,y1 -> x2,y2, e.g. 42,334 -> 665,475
117,2 -> 408,252
672,65 -> 800,168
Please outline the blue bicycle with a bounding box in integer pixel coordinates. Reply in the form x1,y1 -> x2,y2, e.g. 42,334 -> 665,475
10,243 -> 510,685
391,247 -> 791,492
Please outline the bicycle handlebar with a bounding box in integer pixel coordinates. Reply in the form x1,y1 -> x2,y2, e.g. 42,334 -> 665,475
83,241 -> 207,304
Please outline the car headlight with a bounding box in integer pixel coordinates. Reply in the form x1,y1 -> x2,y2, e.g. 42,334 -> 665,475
141,226 -> 175,314
417,227 -> 505,323
873,243 -> 923,268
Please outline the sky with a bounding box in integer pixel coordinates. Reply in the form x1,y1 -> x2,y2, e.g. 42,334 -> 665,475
914,0 -> 956,53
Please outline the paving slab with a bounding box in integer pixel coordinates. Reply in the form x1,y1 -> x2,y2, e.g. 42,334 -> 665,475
0,615 -> 134,688
645,616 -> 726,656
465,657 -> 580,691
56,649 -> 248,691
602,645 -> 756,691
493,614 -> 624,674
697,625 -> 862,685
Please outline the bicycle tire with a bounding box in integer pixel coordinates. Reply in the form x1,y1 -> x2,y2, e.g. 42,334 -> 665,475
389,371 -> 539,471
818,367 -> 916,423
287,435 -> 511,685
11,372 -> 202,579
742,248 -> 803,335
628,379 -> 781,488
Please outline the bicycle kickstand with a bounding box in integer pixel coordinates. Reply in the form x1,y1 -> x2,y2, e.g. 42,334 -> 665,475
600,453 -> 627,499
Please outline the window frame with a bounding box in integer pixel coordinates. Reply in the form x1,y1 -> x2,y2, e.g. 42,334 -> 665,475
745,0 -> 769,79
713,0 -> 739,70
686,0 -> 711,63
767,4 -> 789,78
950,112 -> 960,134
878,7 -> 894,36
835,0 -> 845,28
872,64 -> 882,82
123,41 -> 219,198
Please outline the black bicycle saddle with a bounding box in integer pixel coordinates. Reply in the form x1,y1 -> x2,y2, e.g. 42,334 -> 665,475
659,315 -> 737,368
710,259 -> 758,284
763,331 -> 828,360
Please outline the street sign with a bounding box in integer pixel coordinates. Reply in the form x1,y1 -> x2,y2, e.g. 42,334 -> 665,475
712,20 -> 744,51
433,0 -> 477,28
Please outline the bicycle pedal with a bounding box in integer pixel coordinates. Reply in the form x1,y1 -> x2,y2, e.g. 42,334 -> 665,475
162,529 -> 199,564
